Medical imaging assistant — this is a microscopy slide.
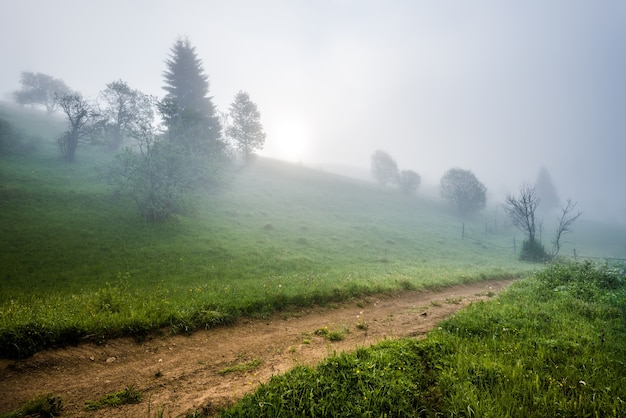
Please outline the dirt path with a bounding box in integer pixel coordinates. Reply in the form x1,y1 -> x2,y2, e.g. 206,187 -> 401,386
0,279 -> 514,417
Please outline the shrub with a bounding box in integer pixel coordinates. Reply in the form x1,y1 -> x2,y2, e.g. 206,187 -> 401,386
519,239 -> 548,262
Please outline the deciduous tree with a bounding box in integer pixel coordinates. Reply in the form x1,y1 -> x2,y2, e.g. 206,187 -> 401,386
226,91 -> 266,163
13,72 -> 71,114
439,168 -> 487,216
398,170 -> 421,194
57,94 -> 102,162
371,150 -> 399,186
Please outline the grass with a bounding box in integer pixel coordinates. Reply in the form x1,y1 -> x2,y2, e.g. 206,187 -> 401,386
222,261 -> 626,416
219,359 -> 263,375
0,393 -> 63,418
84,385 -> 143,410
1,103 -> 624,359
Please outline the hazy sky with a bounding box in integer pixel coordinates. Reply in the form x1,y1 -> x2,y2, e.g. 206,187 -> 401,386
1,1 -> 625,222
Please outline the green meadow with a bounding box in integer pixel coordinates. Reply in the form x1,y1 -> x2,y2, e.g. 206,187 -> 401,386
2,103 -> 626,416
0,103 -> 544,357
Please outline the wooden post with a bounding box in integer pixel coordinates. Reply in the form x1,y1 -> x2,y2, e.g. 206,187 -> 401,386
574,248 -> 577,261
462,223 -> 465,240
513,237 -> 516,253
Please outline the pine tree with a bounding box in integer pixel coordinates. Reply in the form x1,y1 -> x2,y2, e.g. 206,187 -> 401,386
534,166 -> 559,214
161,38 -> 221,145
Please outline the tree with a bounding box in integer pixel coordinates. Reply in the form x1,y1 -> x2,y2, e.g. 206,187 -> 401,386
535,166 -> 559,215
13,72 -> 71,114
371,150 -> 399,186
504,183 -> 581,262
550,199 -> 582,258
162,38 -> 221,146
503,183 -> 545,261
398,170 -> 421,194
98,80 -> 149,151
439,168 -> 487,216
57,94 -> 102,162
226,91 -> 266,163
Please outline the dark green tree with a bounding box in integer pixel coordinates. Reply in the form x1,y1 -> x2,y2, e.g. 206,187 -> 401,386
162,38 -> 221,147
13,72 -> 71,114
226,91 -> 266,163
371,150 -> 399,186
439,168 -> 487,216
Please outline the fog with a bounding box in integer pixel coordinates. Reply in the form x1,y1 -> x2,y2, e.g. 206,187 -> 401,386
2,0 -> 625,223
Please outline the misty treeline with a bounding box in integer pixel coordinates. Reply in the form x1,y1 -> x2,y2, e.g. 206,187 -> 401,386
372,149 -> 581,263
8,38 -> 266,222
370,150 -> 487,216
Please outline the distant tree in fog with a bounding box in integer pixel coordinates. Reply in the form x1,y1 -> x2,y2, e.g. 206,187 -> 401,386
534,166 -> 559,214
439,168 -> 487,216
13,72 -> 71,114
371,150 -> 399,186
98,80 -> 152,152
226,91 -> 266,163
398,170 -> 421,194
161,37 -> 222,147
504,183 -> 580,261
503,183 -> 544,261
57,94 -> 103,162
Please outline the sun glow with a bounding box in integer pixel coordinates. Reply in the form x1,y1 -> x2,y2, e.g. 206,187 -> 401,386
266,116 -> 311,163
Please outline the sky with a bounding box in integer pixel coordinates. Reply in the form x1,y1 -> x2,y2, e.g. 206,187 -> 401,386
1,0 -> 626,223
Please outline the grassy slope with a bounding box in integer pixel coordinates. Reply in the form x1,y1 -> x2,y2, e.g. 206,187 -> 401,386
1,103 -> 624,358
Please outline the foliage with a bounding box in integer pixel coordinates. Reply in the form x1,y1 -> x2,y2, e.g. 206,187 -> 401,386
57,94 -> 103,162
224,262 -> 626,416
439,168 -> 487,216
13,72 -> 71,114
226,90 -> 266,162
370,150 -> 398,186
0,393 -> 63,418
397,169 -> 421,194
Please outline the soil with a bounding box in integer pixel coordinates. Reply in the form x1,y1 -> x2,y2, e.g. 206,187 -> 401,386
0,279 -> 514,417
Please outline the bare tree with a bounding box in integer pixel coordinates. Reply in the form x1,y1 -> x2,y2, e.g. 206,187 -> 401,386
550,199 -> 582,258
504,183 -> 540,244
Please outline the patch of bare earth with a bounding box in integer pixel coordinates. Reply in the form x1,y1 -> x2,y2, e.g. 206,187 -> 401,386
0,279 -> 514,417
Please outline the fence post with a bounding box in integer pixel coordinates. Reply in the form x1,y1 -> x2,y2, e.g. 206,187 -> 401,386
462,222 -> 465,240
513,237 -> 516,253
574,248 -> 577,261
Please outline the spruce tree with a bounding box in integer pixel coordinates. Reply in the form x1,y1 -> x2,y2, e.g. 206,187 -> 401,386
162,38 -> 221,146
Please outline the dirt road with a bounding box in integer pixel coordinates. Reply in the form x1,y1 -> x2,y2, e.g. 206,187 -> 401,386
0,278 -> 514,417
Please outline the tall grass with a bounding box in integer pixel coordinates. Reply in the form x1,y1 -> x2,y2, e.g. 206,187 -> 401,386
223,261 -> 626,416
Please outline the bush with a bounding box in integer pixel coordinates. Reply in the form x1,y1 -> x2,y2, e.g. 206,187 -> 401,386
519,239 -> 548,262
0,118 -> 39,155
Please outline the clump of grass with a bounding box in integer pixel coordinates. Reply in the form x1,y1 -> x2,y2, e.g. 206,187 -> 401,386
84,385 -> 142,410
219,359 -> 262,375
314,326 -> 347,341
1,393 -> 63,418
